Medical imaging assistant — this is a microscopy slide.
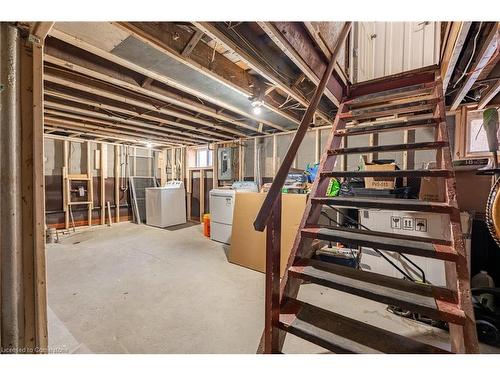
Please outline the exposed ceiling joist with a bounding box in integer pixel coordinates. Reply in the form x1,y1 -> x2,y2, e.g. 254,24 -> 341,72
45,48 -> 256,136
43,66 -> 249,138
181,29 -> 204,57
48,26 -> 279,133
44,125 -> 172,148
44,104 -> 208,145
450,23 -> 499,110
257,22 -> 346,107
440,22 -> 472,93
478,79 -> 500,109
44,89 -> 230,141
192,22 -> 333,124
29,22 -> 55,44
113,22 -> 292,131
45,118 -> 180,147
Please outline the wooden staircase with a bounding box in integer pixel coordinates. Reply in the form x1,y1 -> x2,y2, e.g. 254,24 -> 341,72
253,52 -> 479,352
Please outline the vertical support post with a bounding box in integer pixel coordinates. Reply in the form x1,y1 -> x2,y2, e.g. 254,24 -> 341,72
114,144 -> 120,223
159,148 -> 167,185
272,135 -> 277,176
1,22 -> 48,353
264,193 -> 282,354
315,128 -> 321,163
63,140 -> 69,229
86,141 -> 92,227
239,141 -> 244,181
100,143 -> 107,225
200,168 -> 205,221
30,39 -> 48,352
171,148 -> 176,180
212,144 -> 218,188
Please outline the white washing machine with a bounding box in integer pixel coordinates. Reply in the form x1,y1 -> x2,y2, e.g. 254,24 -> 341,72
209,181 -> 258,244
145,181 -> 186,228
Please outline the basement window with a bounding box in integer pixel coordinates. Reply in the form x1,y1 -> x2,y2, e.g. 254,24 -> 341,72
466,109 -> 500,156
188,147 -> 213,168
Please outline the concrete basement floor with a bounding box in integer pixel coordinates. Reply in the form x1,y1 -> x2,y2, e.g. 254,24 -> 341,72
46,222 -> 500,354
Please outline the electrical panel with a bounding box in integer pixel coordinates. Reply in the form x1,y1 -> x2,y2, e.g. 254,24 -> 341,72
217,147 -> 233,181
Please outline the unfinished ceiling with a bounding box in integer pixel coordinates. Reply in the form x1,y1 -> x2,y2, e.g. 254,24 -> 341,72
43,21 -> 348,147
42,21 -> 499,148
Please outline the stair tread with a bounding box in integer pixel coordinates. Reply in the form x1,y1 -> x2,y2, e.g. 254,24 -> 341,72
321,169 -> 452,178
301,226 -> 456,260
348,95 -> 437,114
328,141 -> 448,155
346,86 -> 436,109
335,120 -> 438,137
289,258 -> 465,324
340,103 -> 436,121
279,298 -> 450,354
312,196 -> 456,214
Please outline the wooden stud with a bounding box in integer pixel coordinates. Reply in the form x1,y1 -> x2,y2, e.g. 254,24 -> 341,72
100,143 -> 107,225
114,145 -> 120,223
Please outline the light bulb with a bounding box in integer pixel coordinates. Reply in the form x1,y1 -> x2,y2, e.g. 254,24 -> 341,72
252,106 -> 262,115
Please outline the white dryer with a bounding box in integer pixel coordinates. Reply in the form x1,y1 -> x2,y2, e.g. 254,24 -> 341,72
209,181 -> 258,244
145,181 -> 186,228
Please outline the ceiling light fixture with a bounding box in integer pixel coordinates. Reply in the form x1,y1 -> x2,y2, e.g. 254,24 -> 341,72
250,98 -> 264,115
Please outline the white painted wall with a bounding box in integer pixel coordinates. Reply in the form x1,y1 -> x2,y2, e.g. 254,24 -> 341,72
355,22 -> 440,82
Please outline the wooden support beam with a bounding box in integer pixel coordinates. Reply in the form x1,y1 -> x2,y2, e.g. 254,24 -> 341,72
258,22 -> 346,107
114,145 -> 120,223
440,22 -> 472,93
86,141 -> 93,227
478,79 -> 500,109
450,23 -> 499,110
181,30 -> 204,57
100,143 -> 107,225
1,23 -> 48,353
29,22 -> 55,45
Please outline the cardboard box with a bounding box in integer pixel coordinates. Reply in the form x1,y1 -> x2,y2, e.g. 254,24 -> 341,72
364,163 -> 398,190
228,192 -> 307,276
359,210 -> 471,286
419,172 -> 446,202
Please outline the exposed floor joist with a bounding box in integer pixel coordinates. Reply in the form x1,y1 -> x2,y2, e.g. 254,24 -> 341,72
193,22 -> 334,125
43,56 -> 257,139
114,22 -> 297,130
441,22 -> 472,93
43,65 -> 249,138
48,26 -> 284,134
450,23 -> 499,110
44,105 -> 209,144
44,89 -> 230,141
257,22 -> 345,107
112,22 -> 297,132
